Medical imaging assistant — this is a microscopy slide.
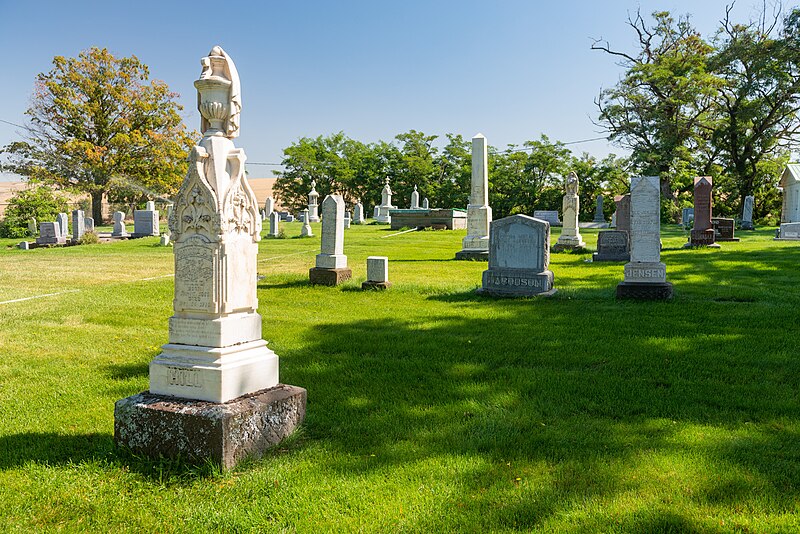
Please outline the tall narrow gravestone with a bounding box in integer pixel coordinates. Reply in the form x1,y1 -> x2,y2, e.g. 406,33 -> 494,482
478,215 -> 556,297
593,194 -> 605,223
410,185 -> 420,209
309,195 -> 352,286
376,177 -> 395,224
114,46 -> 305,470
300,209 -> 313,237
307,181 -> 320,222
616,176 -> 673,300
268,211 -> 281,237
72,209 -> 85,242
353,202 -> 365,224
554,172 -> 586,251
456,133 -> 492,260
687,176 -> 719,247
615,194 -> 631,234
741,195 -> 754,230
264,197 -> 275,218
56,213 -> 69,239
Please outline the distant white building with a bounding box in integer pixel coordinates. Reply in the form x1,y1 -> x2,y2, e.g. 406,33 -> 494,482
779,164 -> 800,223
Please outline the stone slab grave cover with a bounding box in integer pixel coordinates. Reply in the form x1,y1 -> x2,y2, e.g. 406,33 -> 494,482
309,194 -> 352,286
592,230 -> 630,262
112,211 -> 129,237
268,211 -> 281,237
362,256 -> 391,290
72,209 -> 85,242
478,215 -> 556,297
114,46 -> 304,469
456,133 -> 492,260
554,172 -> 586,251
36,221 -> 66,245
741,195 -> 754,230
533,210 -> 561,227
711,217 -> 739,242
687,176 -> 719,247
616,176 -> 673,300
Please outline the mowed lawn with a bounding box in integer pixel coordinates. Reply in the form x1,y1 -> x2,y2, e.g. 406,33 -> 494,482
1,222 -> 799,532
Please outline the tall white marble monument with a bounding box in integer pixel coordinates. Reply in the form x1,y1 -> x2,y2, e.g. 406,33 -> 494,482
308,181 -> 320,222
376,177 -> 395,224
554,172 -> 586,251
309,195 -> 352,285
455,133 -> 492,260
115,46 -> 305,469
616,176 -> 672,299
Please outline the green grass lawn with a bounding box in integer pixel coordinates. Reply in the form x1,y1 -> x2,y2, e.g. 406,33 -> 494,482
1,222 -> 799,532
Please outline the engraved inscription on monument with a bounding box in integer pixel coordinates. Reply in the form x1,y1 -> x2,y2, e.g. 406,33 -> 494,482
174,243 -> 215,313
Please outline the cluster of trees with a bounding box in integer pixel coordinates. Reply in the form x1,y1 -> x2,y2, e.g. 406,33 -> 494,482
594,6 -> 800,224
274,131 -> 629,221
1,47 -> 194,227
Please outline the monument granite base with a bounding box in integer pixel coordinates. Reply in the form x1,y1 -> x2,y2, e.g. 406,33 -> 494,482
309,267 -> 352,286
454,250 -> 489,261
114,384 -> 306,470
616,281 -> 674,300
361,281 -> 392,290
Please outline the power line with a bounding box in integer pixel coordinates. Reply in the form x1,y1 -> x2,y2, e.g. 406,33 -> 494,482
0,118 -> 26,129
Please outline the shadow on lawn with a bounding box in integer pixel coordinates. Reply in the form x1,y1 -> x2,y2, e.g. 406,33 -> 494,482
280,283 -> 800,530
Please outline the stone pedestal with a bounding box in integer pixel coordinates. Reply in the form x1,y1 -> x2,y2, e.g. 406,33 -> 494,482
114,385 -> 306,470
309,267 -> 352,286
457,134 -> 492,260
376,178 -> 395,224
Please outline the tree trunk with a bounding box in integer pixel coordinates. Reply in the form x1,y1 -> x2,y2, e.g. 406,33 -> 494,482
91,191 -> 105,225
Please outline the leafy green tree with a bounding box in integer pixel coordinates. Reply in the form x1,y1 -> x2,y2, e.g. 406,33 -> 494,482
0,185 -> 69,238
432,134 -> 471,209
570,153 -> 631,221
709,6 -> 800,217
593,11 -> 719,203
0,47 -> 195,223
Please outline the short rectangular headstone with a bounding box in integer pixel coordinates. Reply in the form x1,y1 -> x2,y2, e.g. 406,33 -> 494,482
36,221 -> 66,245
592,230 -> 630,262
776,222 -> 800,240
711,217 -> 739,242
132,210 -> 160,238
478,215 -> 556,297
84,217 -> 95,232
533,210 -> 561,227
362,256 -> 391,290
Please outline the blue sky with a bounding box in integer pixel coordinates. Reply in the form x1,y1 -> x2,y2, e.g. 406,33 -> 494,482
0,1 -> 768,178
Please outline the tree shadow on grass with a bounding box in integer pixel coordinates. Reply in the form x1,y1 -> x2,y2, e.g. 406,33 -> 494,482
277,292 -> 800,530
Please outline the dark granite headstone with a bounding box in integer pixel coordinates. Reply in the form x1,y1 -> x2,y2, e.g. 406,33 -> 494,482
689,177 -> 718,247
592,230 -> 631,262
711,217 -> 739,242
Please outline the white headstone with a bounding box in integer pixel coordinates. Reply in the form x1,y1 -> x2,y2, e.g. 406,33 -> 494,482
28,218 -> 37,236
146,201 -> 156,211
367,256 -> 389,283
56,213 -> 69,238
376,177 -> 395,223
741,195 -> 754,229
133,209 -> 160,237
264,197 -> 275,217
533,210 -> 561,226
316,195 -> 347,269
269,211 -> 280,237
308,181 -> 320,222
457,133 -> 492,259
422,198 -> 429,209
112,211 -> 128,237
344,210 -> 351,229
148,45 -> 277,403
555,172 -> 585,249
301,209 -> 313,237
623,176 -> 666,283
84,217 -> 94,233
410,185 -> 420,209
353,202 -> 365,224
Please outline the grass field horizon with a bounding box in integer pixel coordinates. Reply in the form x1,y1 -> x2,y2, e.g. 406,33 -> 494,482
1,222 -> 799,532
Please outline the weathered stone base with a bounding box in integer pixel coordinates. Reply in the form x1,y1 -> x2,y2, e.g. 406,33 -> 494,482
478,269 -> 556,297
309,267 -> 352,286
592,252 -> 630,262
616,281 -> 673,300
740,222 -> 754,230
114,384 -> 306,470
553,242 -> 587,252
361,281 -> 392,290
683,241 -> 721,248
455,250 -> 489,261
